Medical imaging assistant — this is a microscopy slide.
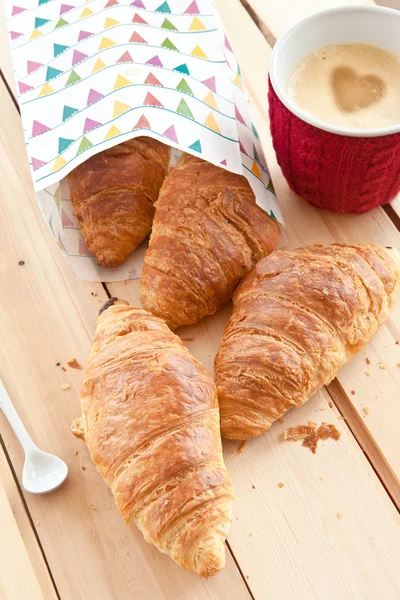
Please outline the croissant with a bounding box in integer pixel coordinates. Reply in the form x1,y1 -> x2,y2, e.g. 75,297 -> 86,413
68,137 -> 170,267
140,154 -> 280,329
72,299 -> 233,577
215,243 -> 400,440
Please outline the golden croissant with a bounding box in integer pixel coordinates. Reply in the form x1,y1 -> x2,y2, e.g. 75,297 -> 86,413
215,243 -> 400,440
68,137 -> 170,268
72,299 -> 233,577
140,154 -> 280,329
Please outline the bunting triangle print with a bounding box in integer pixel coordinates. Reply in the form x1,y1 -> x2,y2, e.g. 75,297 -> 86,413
188,139 -> 202,153
177,98 -> 194,120
30,30 -> 43,40
99,37 -> 116,49
78,30 -> 92,41
104,17 -> 120,28
235,106 -> 246,125
267,178 -> 275,194
253,143 -> 260,163
60,3 -> 74,14
146,55 -> 163,67
54,187 -> 61,211
83,117 -> 102,133
117,51 -> 133,63
173,63 -> 189,75
55,17 -> 68,29
65,70 -> 81,85
130,31 -> 147,44
104,125 -> 121,140
234,74 -> 243,90
113,100 -> 131,117
79,7 -> 92,18
114,74 -> 131,90
72,49 -> 88,66
156,1 -> 171,13
204,112 -> 220,133
12,5 -> 26,15
54,43 -> 69,57
185,0 -> 199,14
46,66 -> 63,81
224,35 -> 233,52
77,136 -> 93,154
189,17 -> 205,31
133,114 -> 151,129
52,156 -> 67,172
239,141 -> 248,155
251,161 -> 262,179
191,45 -> 208,60
163,125 -> 178,143
161,38 -> 178,51
92,57 -> 106,73
62,105 -> 78,121
105,0 -> 119,6
145,73 -> 162,86
252,122 -> 259,139
18,81 -> 34,94
87,88 -> 104,105
144,92 -> 163,107
32,120 -> 51,137
201,75 -> 216,92
39,83 -> 54,96
27,60 -> 43,74
131,0 -> 145,7
10,31 -> 23,40
204,91 -> 218,110
220,159 -> 227,166
161,18 -> 177,31
58,137 -> 74,153
32,157 -> 47,170
62,208 -> 74,227
132,13 -> 147,24
35,17 -> 50,27
176,78 -> 194,95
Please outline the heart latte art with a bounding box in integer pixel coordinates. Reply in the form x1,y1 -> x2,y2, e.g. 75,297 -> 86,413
287,43 -> 400,130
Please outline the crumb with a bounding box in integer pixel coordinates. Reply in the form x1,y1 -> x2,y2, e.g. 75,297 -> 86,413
284,421 -> 341,454
123,280 -> 127,286
67,358 -> 83,370
277,482 -> 285,488
181,337 -> 195,342
252,485 -> 255,489
328,402 -> 333,409
56,362 -> 60,366
249,533 -> 253,537
126,552 -> 130,556
278,418 -> 285,423
397,363 -> 400,368
88,504 -> 98,511
61,367 -> 67,372
336,511 -> 342,520
82,466 -> 86,471
237,440 -> 247,454
319,476 -> 324,481
5,444 -> 10,448
108,505 -> 112,510
362,405 -> 370,416
18,260 -> 25,266
378,362 -> 386,370
396,341 -> 399,345
318,407 -> 326,411
91,291 -> 98,296
351,390 -> 355,395
365,371 -> 370,377
246,576 -> 249,580
74,450 -> 78,456
61,383 -> 70,390
35,520 -> 40,526
365,357 -> 371,365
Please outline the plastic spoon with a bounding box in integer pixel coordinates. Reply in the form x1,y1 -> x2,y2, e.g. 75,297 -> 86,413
0,379 -> 68,494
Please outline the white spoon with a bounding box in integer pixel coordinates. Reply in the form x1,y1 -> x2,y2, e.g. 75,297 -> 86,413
0,379 -> 68,494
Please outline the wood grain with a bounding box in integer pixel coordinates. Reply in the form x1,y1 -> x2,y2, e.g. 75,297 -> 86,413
0,79 -> 250,599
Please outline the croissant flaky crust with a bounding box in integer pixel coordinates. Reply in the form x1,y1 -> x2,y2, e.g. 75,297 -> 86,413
215,243 -> 400,440
140,154 -> 280,329
68,137 -> 170,268
73,300 -> 233,577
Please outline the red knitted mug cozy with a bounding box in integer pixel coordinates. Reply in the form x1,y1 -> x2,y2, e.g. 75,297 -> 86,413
268,79 -> 400,213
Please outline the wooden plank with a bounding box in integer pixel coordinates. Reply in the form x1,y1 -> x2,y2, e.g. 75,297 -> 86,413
0,79 -> 250,600
0,472 -> 45,600
0,443 -> 57,599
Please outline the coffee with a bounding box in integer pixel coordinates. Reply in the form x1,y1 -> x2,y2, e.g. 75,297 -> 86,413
287,43 -> 400,130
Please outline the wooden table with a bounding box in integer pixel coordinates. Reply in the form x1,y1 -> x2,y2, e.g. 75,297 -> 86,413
1,1 -> 399,598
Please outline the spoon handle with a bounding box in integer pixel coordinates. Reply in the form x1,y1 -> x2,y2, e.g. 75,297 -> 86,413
0,379 -> 35,455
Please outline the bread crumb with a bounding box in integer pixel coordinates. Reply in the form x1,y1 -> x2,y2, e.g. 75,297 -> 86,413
328,402 -> 333,409
82,466 -> 86,471
18,260 -> 25,266
5,444 -> 10,448
362,405 -> 370,416
91,291 -> 98,296
67,358 -> 83,370
336,511 -> 342,519
249,533 -> 253,537
318,407 -> 326,411
246,576 -> 249,580
378,362 -> 386,370
396,341 -> 399,345
365,371 -> 370,377
56,362 -> 60,366
284,421 -> 341,454
88,504 -> 98,511
319,476 -> 324,481
278,418 -> 285,423
351,390 -> 355,395
108,505 -> 112,510
252,485 -> 255,489
365,357 -> 371,365
123,280 -> 127,286
35,520 -> 40,526
277,482 -> 285,488
237,440 -> 247,454
74,450 -> 78,456
61,383 -> 70,390
126,552 -> 130,556
397,363 -> 400,369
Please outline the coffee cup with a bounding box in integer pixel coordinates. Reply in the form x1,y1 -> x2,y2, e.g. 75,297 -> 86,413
268,6 -> 400,214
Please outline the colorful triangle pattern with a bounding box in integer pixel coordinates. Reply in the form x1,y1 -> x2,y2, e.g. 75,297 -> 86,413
104,125 -> 121,140
114,74 -> 131,90
144,92 -> 163,107
130,31 -> 147,44
72,49 -> 88,66
191,45 -> 208,59
204,91 -> 218,110
83,117 -> 102,133
77,136 -> 93,154
163,125 -> 178,143
32,120 -> 51,137
113,100 -> 131,117
19,81 -> 34,94
162,18 -> 177,31
132,13 -> 147,24
204,112 -> 220,133
117,51 -> 133,63
188,139 -> 202,153
32,157 -> 47,170
92,57 -> 106,73
54,43 -> 69,57
63,105 -> 78,121
133,114 -> 151,130
161,38 -> 178,51
46,66 -> 63,81
185,0 -> 199,14
177,98 -> 194,120
145,73 -> 162,86
65,70 -> 81,85
190,17 -> 205,31
156,1 -> 171,13
58,137 -> 74,153
251,161 -> 261,179
174,63 -> 189,75
176,78 -> 193,95
87,88 -> 104,105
